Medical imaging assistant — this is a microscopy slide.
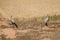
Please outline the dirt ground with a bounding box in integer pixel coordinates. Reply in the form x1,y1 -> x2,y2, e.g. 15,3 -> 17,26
0,15 -> 60,40
0,24 -> 60,40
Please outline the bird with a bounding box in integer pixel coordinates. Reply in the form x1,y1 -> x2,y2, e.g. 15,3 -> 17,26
9,16 -> 18,28
45,15 -> 49,26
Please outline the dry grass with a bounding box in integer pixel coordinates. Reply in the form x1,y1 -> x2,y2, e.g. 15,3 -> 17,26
0,15 -> 60,40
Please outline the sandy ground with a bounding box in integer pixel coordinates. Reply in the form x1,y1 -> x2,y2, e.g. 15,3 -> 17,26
0,25 -> 60,40
0,17 -> 60,40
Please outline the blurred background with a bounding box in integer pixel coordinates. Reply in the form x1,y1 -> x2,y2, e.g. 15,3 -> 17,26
0,0 -> 60,18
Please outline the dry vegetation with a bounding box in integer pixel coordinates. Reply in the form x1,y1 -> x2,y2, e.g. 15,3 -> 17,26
0,0 -> 60,40
0,14 -> 60,40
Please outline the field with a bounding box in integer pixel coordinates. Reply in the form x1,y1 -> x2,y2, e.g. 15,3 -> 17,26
0,15 -> 60,40
0,0 -> 60,40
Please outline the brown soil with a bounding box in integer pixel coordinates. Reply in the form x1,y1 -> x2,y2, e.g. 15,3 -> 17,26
0,14 -> 60,40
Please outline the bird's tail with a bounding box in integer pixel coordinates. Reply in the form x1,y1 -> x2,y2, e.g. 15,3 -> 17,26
14,23 -> 18,28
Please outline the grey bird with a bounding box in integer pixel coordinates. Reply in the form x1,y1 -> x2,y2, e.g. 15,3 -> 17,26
10,16 -> 18,28
45,15 -> 49,26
